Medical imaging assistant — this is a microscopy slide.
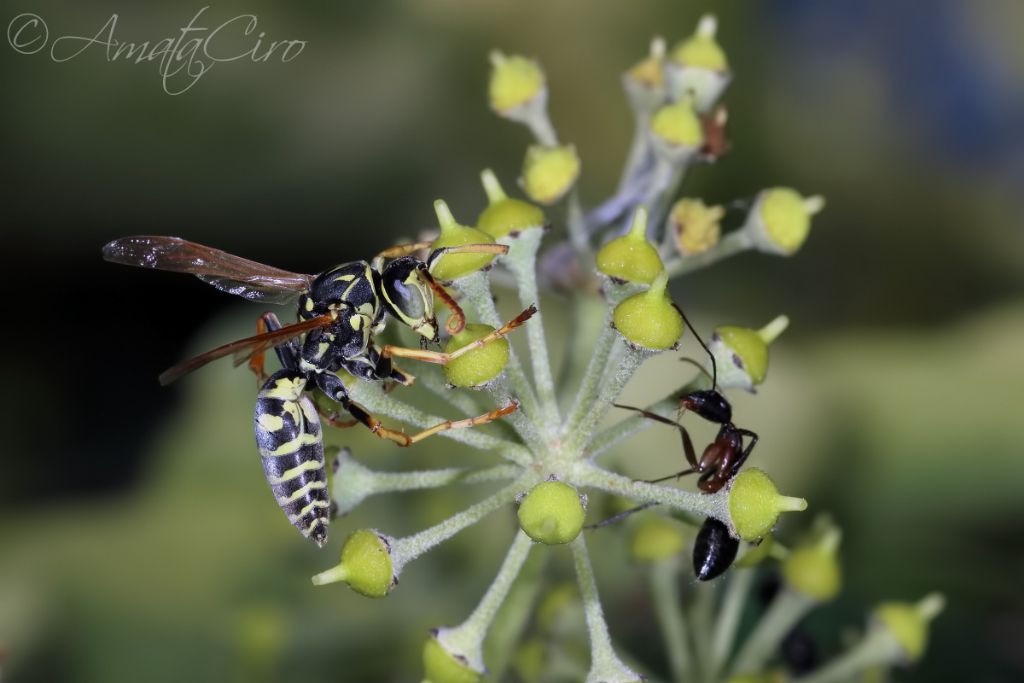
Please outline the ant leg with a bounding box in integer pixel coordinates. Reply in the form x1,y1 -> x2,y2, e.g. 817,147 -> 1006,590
380,305 -> 536,364
730,428 -> 759,473
614,403 -> 701,477
584,502 -> 660,530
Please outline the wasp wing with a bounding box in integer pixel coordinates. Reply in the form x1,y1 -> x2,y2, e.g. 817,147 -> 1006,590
102,236 -> 314,304
159,314 -> 335,386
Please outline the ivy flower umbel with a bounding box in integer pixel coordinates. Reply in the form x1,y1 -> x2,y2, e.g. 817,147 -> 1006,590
306,14 -> 940,683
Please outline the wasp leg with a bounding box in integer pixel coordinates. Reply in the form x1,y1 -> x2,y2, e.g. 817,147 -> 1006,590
413,263 -> 466,334
426,243 -> 510,270
372,241 -> 433,264
380,305 -> 537,364
255,369 -> 330,547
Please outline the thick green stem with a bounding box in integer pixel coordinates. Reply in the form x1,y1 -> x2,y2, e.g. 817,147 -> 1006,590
483,543 -> 549,680
650,560 -> 692,682
414,364 -> 485,417
571,535 -> 643,683
556,295 -> 607,409
435,530 -> 536,672
566,342 -> 649,455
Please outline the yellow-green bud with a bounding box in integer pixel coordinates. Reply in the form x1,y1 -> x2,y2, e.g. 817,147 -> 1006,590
476,169 -> 545,239
596,206 -> 664,283
423,635 -> 482,683
311,529 -> 394,598
521,144 -> 580,205
669,198 -> 724,256
443,324 -> 509,388
517,480 -> 586,545
630,515 -> 687,562
651,97 -> 704,149
665,15 -> 732,111
747,187 -> 826,256
612,272 -> 684,350
670,14 -> 729,71
708,315 -> 789,391
489,52 -> 545,115
430,200 -> 500,281
728,469 -> 807,541
872,593 -> 945,664
782,526 -> 842,601
624,37 -> 667,113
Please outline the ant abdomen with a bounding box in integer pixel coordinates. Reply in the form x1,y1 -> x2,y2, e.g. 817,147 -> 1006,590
693,517 -> 739,581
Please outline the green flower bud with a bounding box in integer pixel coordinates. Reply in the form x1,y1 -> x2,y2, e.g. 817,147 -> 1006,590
651,97 -> 704,151
612,272 -> 684,350
746,187 -> 826,256
443,323 -> 509,388
521,144 -> 580,205
782,526 -> 842,601
476,169 -> 545,239
728,468 -> 807,542
630,515 -> 687,562
623,37 -> 667,113
488,51 -> 545,115
708,315 -> 789,391
596,206 -> 664,284
665,14 -> 732,111
517,480 -> 586,545
311,529 -> 395,598
430,200 -> 500,281
423,635 -> 482,683
669,198 -> 724,256
872,593 -> 945,664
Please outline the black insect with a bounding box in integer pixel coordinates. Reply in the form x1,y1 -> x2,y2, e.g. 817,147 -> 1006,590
692,517 -> 739,581
103,236 -> 533,546
614,313 -> 759,579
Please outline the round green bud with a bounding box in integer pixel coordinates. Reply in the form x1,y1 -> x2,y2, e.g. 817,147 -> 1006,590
430,200 -> 500,281
488,52 -> 545,114
872,593 -> 945,664
476,169 -> 545,239
630,515 -> 687,562
782,528 -> 842,601
748,187 -> 826,256
443,324 -> 509,388
669,198 -> 724,256
517,480 -> 586,545
708,315 -> 789,391
596,206 -> 664,284
310,529 -> 394,598
670,14 -> 729,71
521,144 -> 580,205
651,98 -> 703,149
612,272 -> 684,350
423,635 -> 482,683
728,469 -> 807,542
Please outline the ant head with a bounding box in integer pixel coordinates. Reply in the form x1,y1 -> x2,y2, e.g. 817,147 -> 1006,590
680,389 -> 732,425
380,256 -> 439,343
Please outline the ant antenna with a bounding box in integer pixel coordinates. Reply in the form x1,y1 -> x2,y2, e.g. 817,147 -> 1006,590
678,357 -> 714,383
675,305 -> 717,390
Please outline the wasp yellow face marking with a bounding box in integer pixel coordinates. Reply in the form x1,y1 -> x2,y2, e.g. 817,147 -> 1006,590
257,414 -> 285,432
305,298 -> 315,312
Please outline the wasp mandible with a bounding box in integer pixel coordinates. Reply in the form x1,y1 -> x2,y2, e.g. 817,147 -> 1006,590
103,236 -> 534,546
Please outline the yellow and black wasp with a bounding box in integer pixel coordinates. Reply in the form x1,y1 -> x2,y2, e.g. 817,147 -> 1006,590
103,236 -> 534,546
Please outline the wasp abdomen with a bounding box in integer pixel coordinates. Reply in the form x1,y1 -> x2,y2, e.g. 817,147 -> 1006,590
255,370 -> 329,547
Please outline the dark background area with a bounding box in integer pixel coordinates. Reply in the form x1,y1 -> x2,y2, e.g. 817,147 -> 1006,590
2,1 -> 1022,681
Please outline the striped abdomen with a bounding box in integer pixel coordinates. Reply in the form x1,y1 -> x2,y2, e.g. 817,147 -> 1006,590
254,370 -> 330,546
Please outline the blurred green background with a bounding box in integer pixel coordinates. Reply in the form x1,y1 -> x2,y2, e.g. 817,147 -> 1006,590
2,1 -> 1023,681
